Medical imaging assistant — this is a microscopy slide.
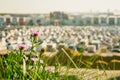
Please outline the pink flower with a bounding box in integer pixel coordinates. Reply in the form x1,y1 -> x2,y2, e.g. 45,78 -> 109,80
31,58 -> 39,62
32,31 -> 39,36
18,44 -> 28,51
31,58 -> 44,64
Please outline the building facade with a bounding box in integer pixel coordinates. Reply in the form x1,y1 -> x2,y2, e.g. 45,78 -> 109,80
1,12 -> 120,26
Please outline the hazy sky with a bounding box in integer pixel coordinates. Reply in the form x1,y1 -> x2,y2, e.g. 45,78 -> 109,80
0,0 -> 120,14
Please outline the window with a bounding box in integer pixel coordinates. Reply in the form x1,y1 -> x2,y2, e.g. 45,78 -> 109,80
117,18 -> 120,25
93,17 -> 99,25
6,18 -> 11,24
109,18 -> 115,25
19,18 -> 24,25
101,17 -> 107,24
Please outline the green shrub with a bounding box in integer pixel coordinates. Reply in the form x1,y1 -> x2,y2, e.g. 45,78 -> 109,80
79,47 -> 84,53
100,48 -> 107,53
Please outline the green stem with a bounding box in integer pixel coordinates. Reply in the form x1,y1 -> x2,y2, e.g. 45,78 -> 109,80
62,48 -> 78,69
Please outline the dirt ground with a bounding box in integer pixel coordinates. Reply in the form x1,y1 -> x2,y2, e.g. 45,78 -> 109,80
46,66 -> 120,80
